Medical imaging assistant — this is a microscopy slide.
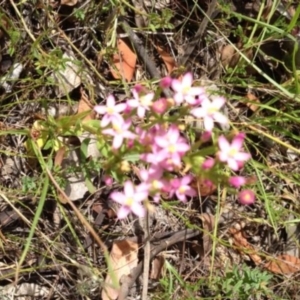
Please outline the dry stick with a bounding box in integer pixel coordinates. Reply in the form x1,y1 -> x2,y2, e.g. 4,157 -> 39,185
45,168 -> 108,254
117,228 -> 200,300
142,212 -> 150,300
178,0 -> 218,67
120,19 -> 173,98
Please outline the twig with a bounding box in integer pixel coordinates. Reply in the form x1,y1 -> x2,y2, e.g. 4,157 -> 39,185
120,19 -> 172,98
117,228 -> 200,300
178,0 -> 218,67
142,213 -> 150,300
45,168 -> 108,254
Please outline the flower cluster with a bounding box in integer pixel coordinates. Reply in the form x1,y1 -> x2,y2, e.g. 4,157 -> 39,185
94,73 -> 254,219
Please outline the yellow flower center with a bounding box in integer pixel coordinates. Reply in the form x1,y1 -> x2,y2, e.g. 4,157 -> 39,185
179,186 -> 186,194
113,124 -> 122,133
141,95 -> 152,106
183,86 -> 190,94
168,145 -> 176,153
107,107 -> 114,114
125,198 -> 133,206
229,148 -> 237,157
152,180 -> 160,190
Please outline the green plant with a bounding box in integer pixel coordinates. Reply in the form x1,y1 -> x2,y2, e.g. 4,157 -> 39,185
216,264 -> 273,299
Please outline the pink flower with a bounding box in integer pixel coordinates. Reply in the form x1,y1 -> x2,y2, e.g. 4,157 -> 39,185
103,175 -> 113,186
140,166 -> 167,203
218,133 -> 251,171
154,125 -> 190,167
94,95 -> 126,127
202,157 -> 215,170
169,175 -> 196,202
201,131 -> 212,143
160,76 -> 172,88
238,189 -> 255,205
127,86 -> 155,118
152,98 -> 169,114
102,119 -> 136,149
229,176 -> 246,188
140,144 -> 168,165
171,73 -> 204,105
190,96 -> 228,131
110,181 -> 148,219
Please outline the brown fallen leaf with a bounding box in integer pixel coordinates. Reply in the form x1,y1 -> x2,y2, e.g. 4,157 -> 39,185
150,255 -> 165,280
110,39 -> 137,82
246,92 -> 260,112
102,240 -> 139,300
221,44 -> 239,68
229,227 -> 262,265
77,88 -> 95,122
264,254 -> 300,275
155,45 -> 176,74
191,177 -> 216,197
61,0 -> 78,6
199,213 -> 215,256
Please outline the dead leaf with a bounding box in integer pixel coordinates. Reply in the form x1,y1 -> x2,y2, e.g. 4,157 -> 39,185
155,45 -> 176,74
246,92 -> 260,112
77,88 -> 95,122
54,146 -> 66,167
191,177 -> 216,196
264,254 -> 300,275
51,52 -> 81,97
221,44 -> 239,68
102,240 -> 139,300
61,0 -> 77,6
199,213 -> 215,254
150,255 -> 165,280
229,227 -> 262,265
110,39 -> 137,82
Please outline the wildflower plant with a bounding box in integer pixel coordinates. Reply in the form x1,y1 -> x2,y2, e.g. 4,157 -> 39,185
93,73 -> 254,219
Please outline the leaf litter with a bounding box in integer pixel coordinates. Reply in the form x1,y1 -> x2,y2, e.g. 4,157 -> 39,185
0,0 -> 300,299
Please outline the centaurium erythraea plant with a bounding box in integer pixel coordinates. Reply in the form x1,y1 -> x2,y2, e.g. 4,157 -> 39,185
94,73 -> 253,219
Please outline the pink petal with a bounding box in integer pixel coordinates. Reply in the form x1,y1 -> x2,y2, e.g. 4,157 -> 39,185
131,202 -> 146,217
124,181 -> 134,197
204,117 -> 214,131
189,87 -> 204,96
232,133 -> 246,150
212,96 -> 226,108
213,112 -> 228,124
182,72 -> 193,88
229,176 -> 246,188
202,157 -> 215,170
218,136 -> 230,152
114,103 -> 126,113
238,189 -> 255,205
101,115 -> 110,127
112,135 -> 124,149
110,192 -> 125,204
102,128 -> 115,136
177,193 -> 187,202
94,105 -> 106,114
227,159 -> 239,171
190,107 -> 205,118
160,76 -> 172,88
117,206 -> 130,219
137,106 -> 146,118
176,143 -> 190,153
235,152 -> 251,162
106,95 -> 116,107
181,175 -> 192,185
173,93 -> 184,104
127,99 -> 139,108
171,79 -> 182,92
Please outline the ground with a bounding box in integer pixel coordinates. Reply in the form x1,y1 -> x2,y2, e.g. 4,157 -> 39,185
0,0 -> 300,299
